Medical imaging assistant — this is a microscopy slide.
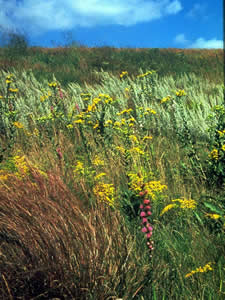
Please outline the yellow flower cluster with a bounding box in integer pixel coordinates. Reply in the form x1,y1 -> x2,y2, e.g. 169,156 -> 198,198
48,82 -> 57,87
9,88 -> 19,93
217,130 -> 225,137
185,262 -> 213,278
0,170 -> 9,182
120,71 -> 128,79
142,136 -> 153,142
209,149 -> 219,160
115,146 -> 126,154
94,173 -> 106,181
128,173 -> 144,192
221,144 -> 225,151
73,161 -> 85,175
172,198 -> 197,209
161,95 -> 172,104
5,74 -> 14,84
176,89 -> 186,97
129,147 -> 145,155
129,135 -> 138,143
92,155 -> 104,166
117,108 -> 133,116
13,121 -> 24,129
145,108 -> 156,115
137,70 -> 156,79
13,155 -> 29,177
80,93 -> 91,101
40,90 -> 52,102
93,182 -> 115,206
205,213 -> 221,220
145,180 -> 167,200
160,203 -> 177,216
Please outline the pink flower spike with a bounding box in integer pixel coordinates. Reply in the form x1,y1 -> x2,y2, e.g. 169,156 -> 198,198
144,205 -> 151,210
140,211 -> 146,217
147,226 -> 153,232
146,232 -> 152,239
147,211 -> 152,216
142,227 -> 148,233
143,199 -> 150,204
140,204 -> 144,209
142,217 -> 148,223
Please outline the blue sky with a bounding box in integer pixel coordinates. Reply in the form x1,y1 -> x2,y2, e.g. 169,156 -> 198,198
0,0 -> 223,48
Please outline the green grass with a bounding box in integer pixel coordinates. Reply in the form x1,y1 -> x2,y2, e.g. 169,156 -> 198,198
0,67 -> 225,299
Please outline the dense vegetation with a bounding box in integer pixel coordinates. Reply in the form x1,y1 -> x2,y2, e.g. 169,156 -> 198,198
0,36 -> 225,299
0,36 -> 223,87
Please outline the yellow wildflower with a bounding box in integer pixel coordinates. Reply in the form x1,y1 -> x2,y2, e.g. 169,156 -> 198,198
94,173 -> 106,180
93,183 -> 115,206
172,198 -> 197,209
13,121 -> 24,129
120,71 -> 128,78
160,204 -> 177,216
129,135 -> 138,143
115,146 -> 125,154
74,119 -> 84,124
176,89 -> 186,97
92,156 -> 104,166
129,147 -> 145,155
221,145 -> 225,151
128,173 -> 144,192
161,95 -> 172,104
185,263 -> 213,278
66,124 -> 73,129
73,161 -> 85,175
217,130 -> 225,137
117,108 -> 133,116
209,149 -> 219,160
13,155 -> 29,176
48,82 -> 57,87
143,136 -> 153,142
9,88 -> 19,93
205,213 -> 221,220
93,122 -> 99,129
145,181 -> 167,199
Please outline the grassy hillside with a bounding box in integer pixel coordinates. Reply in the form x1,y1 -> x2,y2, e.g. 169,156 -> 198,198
0,53 -> 225,299
0,46 -> 223,87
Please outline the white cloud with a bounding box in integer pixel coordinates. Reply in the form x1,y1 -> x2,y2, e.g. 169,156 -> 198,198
188,38 -> 223,49
186,3 -> 207,18
0,0 -> 182,35
174,33 -> 189,45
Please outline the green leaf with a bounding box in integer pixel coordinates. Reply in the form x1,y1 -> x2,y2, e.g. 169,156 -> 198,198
203,202 -> 224,215
193,211 -> 204,225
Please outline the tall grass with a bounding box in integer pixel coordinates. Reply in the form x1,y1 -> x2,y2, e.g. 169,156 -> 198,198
0,68 -> 224,299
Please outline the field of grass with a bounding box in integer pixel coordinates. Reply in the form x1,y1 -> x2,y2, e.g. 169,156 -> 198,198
0,64 -> 225,299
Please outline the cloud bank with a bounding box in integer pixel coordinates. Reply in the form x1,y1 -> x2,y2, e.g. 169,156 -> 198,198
174,33 -> 223,49
0,0 -> 182,35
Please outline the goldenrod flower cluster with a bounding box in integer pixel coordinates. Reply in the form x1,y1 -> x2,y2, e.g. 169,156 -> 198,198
5,74 -> 14,84
13,121 -> 24,129
128,173 -> 144,192
209,149 -> 219,160
185,262 -> 213,278
13,155 -> 29,177
137,70 -> 156,79
217,129 -> 225,137
94,173 -> 106,181
145,181 -> 167,200
221,144 -> 225,151
176,89 -> 186,97
8,88 -> 19,93
93,182 -> 115,206
40,90 -> 52,102
73,161 -> 85,176
172,198 -> 197,209
48,81 -> 57,88
161,95 -> 172,104
92,155 -> 104,166
128,147 -> 145,155
160,203 -> 177,216
205,213 -> 221,220
117,108 -> 133,116
120,71 -> 128,79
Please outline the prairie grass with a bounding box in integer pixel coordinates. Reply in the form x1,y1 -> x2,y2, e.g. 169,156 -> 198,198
0,68 -> 224,299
